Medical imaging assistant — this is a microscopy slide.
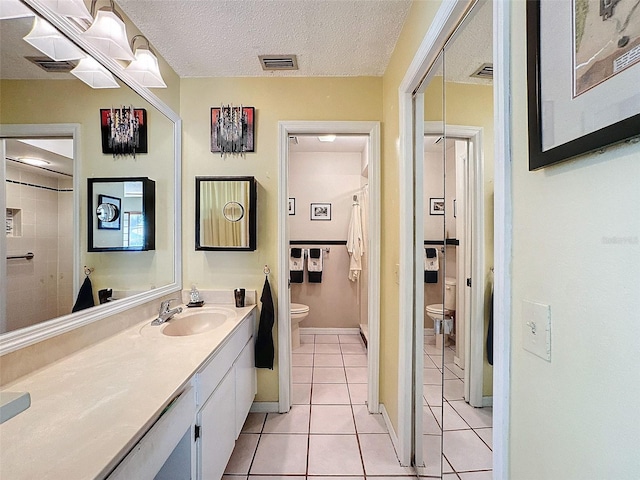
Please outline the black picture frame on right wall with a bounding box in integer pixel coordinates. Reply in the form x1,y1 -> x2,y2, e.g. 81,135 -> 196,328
526,0 -> 640,170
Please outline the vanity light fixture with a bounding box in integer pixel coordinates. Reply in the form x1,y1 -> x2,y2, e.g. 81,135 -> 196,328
39,0 -> 92,23
23,16 -> 86,61
70,56 -> 119,88
80,0 -> 135,61
123,35 -> 167,88
318,135 -> 336,142
0,0 -> 34,19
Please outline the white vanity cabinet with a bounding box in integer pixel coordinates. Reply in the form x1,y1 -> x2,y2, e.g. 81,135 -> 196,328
195,310 -> 257,480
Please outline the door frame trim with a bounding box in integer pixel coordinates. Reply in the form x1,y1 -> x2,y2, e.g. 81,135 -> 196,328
277,121 -> 381,414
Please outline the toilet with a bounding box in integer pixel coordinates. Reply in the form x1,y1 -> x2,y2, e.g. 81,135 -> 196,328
290,303 -> 310,350
425,277 -> 456,349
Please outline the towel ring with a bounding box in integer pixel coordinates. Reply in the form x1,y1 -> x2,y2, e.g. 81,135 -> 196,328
263,264 -> 271,276
84,266 -> 94,276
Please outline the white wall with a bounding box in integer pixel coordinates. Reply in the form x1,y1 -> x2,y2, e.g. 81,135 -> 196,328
509,3 -> 640,477
289,150 -> 366,329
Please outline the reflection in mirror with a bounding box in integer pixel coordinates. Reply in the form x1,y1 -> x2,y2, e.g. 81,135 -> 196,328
0,2 -> 179,346
88,177 -> 155,251
195,176 -> 257,251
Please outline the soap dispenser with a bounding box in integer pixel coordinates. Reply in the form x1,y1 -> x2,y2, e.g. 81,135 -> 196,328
187,285 -> 204,307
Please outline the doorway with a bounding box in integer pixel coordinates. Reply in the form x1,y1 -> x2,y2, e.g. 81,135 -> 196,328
277,121 -> 381,414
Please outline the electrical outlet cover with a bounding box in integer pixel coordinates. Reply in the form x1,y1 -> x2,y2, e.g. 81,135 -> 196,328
522,300 -> 551,362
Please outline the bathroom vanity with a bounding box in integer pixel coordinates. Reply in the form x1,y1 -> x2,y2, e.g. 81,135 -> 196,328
0,303 -> 257,479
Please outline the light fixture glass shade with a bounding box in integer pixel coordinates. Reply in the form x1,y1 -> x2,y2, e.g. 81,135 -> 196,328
71,57 -> 119,88
124,48 -> 167,88
318,135 -> 336,142
40,0 -> 92,21
80,9 -> 135,61
0,0 -> 34,19
24,17 -> 86,61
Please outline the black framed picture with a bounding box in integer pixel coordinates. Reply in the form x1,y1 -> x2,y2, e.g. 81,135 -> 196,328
310,203 -> 331,221
527,0 -> 640,170
429,198 -> 444,215
100,108 -> 148,156
97,194 -> 121,230
288,198 -> 296,215
210,106 -> 255,154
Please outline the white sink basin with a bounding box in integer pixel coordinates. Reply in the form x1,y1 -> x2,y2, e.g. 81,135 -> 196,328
162,310 -> 230,336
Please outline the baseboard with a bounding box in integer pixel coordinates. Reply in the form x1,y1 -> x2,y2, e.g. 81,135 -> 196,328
250,402 -> 279,413
380,403 -> 400,460
299,327 -> 361,335
482,396 -> 493,407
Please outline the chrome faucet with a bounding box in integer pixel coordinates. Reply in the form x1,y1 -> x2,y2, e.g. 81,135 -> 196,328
151,298 -> 183,325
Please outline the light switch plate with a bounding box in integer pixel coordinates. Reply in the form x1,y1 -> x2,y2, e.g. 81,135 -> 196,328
522,300 -> 551,362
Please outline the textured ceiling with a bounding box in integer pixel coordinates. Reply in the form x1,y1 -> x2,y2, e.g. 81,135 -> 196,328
116,0 -> 412,77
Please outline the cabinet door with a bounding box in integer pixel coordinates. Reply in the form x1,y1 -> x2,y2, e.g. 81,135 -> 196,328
234,338 -> 257,436
197,368 -> 235,480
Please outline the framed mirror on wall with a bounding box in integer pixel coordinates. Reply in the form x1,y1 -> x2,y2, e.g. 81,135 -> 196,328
195,176 -> 257,251
0,0 -> 181,352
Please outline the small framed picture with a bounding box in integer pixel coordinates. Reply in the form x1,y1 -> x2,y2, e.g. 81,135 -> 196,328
430,198 -> 445,215
310,202 -> 331,221
288,198 -> 296,215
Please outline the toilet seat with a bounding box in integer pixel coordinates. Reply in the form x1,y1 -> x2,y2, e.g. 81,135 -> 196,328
291,303 -> 309,314
425,303 -> 451,316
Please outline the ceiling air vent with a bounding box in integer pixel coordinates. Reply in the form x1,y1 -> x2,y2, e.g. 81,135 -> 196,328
470,63 -> 493,79
26,56 -> 75,73
259,55 -> 298,71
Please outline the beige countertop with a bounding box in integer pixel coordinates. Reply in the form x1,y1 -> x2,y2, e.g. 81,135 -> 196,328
0,304 -> 256,480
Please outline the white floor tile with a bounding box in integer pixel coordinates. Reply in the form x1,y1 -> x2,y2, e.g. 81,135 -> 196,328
448,401 -> 493,429
292,353 -> 314,366
423,368 -> 444,385
416,434 -> 441,478
345,366 -> 368,384
424,343 -> 442,355
241,412 -> 265,433
458,471 -> 493,479
250,434 -> 308,475
313,366 -> 347,383
475,428 -> 493,449
314,353 -> 344,367
352,404 -> 387,433
359,434 -> 415,476
424,354 -> 439,369
250,477 -> 305,480
428,355 -> 444,369
293,343 -> 315,354
343,354 -> 368,366
341,343 -> 367,354
443,378 -> 464,401
442,430 -> 492,472
315,334 -> 340,343
423,406 -> 441,435
263,405 -> 310,434
314,343 -> 342,354
224,433 -> 259,474
348,383 -> 368,404
423,384 -> 443,407
339,334 -> 363,344
446,363 -> 464,379
311,383 -> 351,404
310,405 -> 355,433
222,476 -> 247,480
300,334 -> 315,344
292,366 -> 313,384
291,383 -> 311,405
308,434 -> 364,475
311,477 -> 364,480
443,474 -> 461,479
440,402 -> 471,431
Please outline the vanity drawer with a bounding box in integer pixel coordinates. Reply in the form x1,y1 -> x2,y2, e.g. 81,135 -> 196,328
197,312 -> 254,405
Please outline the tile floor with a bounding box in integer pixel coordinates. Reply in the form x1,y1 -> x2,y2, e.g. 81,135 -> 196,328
223,332 -> 493,480
422,333 -> 493,480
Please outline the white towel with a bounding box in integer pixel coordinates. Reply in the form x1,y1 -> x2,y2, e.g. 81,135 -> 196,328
424,248 -> 439,271
347,202 -> 364,282
307,249 -> 323,272
289,249 -> 304,272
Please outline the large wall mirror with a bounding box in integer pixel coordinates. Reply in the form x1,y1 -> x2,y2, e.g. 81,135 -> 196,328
0,0 -> 181,352
195,176 -> 257,251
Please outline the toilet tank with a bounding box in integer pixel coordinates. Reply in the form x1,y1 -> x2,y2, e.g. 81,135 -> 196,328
444,277 -> 457,310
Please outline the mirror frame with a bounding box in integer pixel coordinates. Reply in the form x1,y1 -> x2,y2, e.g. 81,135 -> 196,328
0,0 -> 182,355
195,176 -> 257,251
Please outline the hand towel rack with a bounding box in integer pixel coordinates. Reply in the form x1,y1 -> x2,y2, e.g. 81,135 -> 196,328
6,252 -> 34,260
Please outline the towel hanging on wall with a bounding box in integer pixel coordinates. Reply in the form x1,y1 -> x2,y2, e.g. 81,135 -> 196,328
289,248 -> 304,283
347,201 -> 364,282
72,275 -> 95,312
424,248 -> 439,284
255,276 -> 275,369
307,248 -> 323,283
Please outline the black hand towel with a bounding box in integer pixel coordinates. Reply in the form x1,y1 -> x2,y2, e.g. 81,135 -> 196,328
426,248 -> 437,258
255,277 -> 275,369
487,292 -> 494,366
309,248 -> 321,258
72,276 -> 95,312
291,248 -> 302,258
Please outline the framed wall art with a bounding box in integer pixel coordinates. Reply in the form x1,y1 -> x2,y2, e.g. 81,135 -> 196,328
100,107 -> 147,156
96,194 -> 121,230
211,106 -> 255,155
310,203 -> 331,221
430,198 -> 444,215
527,0 -> 640,170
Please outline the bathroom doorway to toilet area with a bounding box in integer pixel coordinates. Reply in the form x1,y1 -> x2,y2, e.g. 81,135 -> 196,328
277,121 -> 381,414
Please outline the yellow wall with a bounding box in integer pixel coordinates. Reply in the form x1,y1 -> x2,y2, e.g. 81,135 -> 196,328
509,2 -> 640,478
380,0 -> 443,435
180,76 -> 382,401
